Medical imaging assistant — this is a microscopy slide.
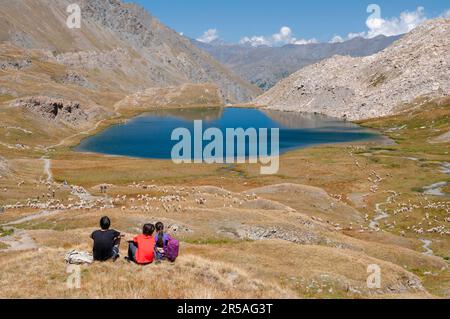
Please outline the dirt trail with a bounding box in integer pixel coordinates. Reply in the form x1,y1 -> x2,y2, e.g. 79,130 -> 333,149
0,227 -> 38,252
0,209 -> 63,252
421,239 -> 434,256
3,210 -> 61,226
42,158 -> 52,182
0,156 -> 98,252
369,191 -> 398,231
41,154 -> 98,203
0,159 -> 56,253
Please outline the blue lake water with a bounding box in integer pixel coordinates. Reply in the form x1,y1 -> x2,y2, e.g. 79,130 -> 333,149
75,107 -> 380,159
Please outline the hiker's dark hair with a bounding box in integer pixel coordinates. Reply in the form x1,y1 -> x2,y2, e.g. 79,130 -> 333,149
100,216 -> 111,230
156,222 -> 165,247
143,223 -> 155,236
155,222 -> 164,232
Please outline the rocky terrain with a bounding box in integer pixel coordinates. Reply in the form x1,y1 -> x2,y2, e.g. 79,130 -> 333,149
0,0 -> 260,103
12,97 -> 93,128
54,71 -> 95,89
0,57 -> 32,71
194,35 -> 400,90
254,18 -> 450,120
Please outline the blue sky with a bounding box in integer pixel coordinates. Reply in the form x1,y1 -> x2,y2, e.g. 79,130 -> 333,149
131,0 -> 449,45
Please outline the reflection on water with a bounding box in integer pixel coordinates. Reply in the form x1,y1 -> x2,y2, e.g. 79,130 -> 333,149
76,107 -> 380,160
262,109 -> 363,131
145,107 -> 224,122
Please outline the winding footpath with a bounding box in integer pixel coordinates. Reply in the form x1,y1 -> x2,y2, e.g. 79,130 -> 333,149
421,239 -> 434,256
1,159 -> 59,252
0,228 -> 37,252
369,191 -> 398,231
0,114 -> 119,253
42,157 -> 52,182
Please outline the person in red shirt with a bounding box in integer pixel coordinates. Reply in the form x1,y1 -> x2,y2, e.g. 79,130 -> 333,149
126,224 -> 156,264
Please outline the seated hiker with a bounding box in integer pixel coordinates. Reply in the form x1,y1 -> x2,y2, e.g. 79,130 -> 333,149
91,216 -> 123,262
154,222 -> 179,262
127,223 -> 156,265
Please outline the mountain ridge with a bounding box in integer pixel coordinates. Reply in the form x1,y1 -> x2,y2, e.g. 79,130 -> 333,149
0,0 -> 260,103
193,35 -> 401,90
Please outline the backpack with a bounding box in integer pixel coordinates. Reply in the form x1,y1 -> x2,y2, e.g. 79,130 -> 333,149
65,250 -> 93,265
165,236 -> 179,262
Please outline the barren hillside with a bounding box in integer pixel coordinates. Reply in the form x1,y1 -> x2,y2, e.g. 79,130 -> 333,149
0,0 -> 260,103
254,18 -> 450,120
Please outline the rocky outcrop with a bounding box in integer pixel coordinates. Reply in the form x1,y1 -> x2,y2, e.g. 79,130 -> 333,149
55,71 -> 94,89
0,57 -> 31,71
236,225 -> 329,246
12,96 -> 90,127
254,18 -> 450,120
55,49 -> 129,70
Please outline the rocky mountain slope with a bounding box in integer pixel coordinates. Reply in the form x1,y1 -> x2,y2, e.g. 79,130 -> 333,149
0,0 -> 260,103
254,18 -> 450,120
114,83 -> 222,112
194,35 -> 400,90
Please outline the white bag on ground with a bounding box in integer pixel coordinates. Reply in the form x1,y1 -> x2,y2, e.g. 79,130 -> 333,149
65,250 -> 93,265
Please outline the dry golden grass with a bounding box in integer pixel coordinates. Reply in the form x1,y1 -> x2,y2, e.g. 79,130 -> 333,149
0,248 -> 293,299
187,240 -> 437,298
1,178 -> 445,299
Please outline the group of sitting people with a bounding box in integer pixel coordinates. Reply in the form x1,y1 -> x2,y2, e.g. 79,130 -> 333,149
90,216 -> 179,265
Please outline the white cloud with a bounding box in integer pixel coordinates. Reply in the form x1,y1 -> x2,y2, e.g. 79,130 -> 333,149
272,26 -> 293,43
240,26 -> 317,47
200,6 -> 449,47
329,6 -> 433,43
330,35 -> 344,43
240,36 -> 271,47
197,29 -> 219,43
365,6 -> 427,38
293,38 -> 318,45
347,32 -> 366,40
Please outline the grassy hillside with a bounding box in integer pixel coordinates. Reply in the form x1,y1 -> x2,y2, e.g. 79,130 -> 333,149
0,97 -> 448,298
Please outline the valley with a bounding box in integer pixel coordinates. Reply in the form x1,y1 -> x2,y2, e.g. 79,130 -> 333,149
0,97 -> 449,298
0,0 -> 448,300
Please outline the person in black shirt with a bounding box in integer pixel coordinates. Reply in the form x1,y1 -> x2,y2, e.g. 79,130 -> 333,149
91,216 -> 123,262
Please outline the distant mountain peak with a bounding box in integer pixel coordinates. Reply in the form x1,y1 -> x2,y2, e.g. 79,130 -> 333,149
193,32 -> 402,91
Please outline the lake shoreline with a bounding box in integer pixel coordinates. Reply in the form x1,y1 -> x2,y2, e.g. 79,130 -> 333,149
73,106 -> 390,161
